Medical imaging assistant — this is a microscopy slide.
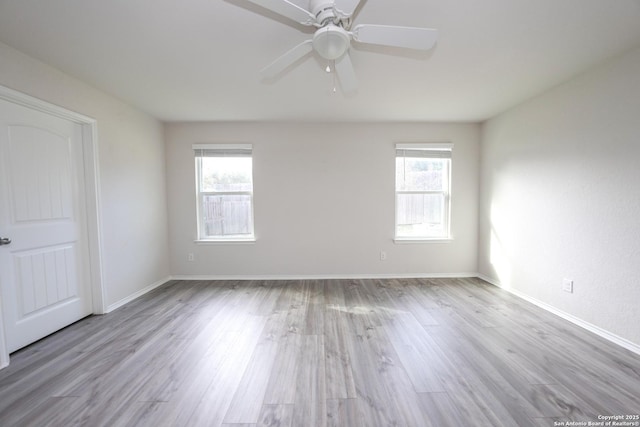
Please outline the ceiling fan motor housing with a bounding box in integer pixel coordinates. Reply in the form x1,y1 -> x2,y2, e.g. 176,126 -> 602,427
313,24 -> 350,60
310,0 -> 336,24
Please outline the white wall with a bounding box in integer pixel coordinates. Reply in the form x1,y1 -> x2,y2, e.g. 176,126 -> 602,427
479,47 -> 640,347
166,122 -> 479,277
0,42 -> 171,307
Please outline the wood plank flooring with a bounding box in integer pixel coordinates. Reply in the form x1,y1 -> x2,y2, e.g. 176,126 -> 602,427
1,278 -> 639,426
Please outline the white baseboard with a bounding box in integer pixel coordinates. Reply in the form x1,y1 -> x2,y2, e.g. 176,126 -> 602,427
478,274 -> 640,356
169,272 -> 479,281
105,276 -> 172,313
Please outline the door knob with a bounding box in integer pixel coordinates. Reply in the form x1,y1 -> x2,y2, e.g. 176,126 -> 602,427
0,237 -> 11,246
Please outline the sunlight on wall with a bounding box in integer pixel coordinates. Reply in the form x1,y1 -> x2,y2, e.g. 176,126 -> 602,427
489,201 -> 512,289
489,230 -> 512,289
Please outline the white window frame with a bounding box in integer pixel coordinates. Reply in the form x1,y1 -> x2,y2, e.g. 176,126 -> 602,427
193,143 -> 255,242
394,143 -> 453,242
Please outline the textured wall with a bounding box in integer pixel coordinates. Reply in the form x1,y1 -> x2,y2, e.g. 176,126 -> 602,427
479,47 -> 640,346
165,121 -> 479,277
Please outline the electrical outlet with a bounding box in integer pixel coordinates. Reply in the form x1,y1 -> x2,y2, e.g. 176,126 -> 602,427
380,251 -> 387,261
188,253 -> 195,262
562,279 -> 573,293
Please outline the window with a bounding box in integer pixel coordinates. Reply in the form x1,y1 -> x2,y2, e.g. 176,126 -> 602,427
194,144 -> 254,241
395,143 -> 452,240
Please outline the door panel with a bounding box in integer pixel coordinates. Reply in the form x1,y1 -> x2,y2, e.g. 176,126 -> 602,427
8,125 -> 73,222
0,99 -> 92,353
15,244 -> 78,317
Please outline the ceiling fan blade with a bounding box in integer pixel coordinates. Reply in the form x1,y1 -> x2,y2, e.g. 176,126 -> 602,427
352,24 -> 438,50
246,0 -> 316,25
334,52 -> 358,95
260,39 -> 314,80
333,0 -> 363,18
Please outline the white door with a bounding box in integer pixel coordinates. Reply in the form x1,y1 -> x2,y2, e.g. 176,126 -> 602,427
0,98 -> 92,353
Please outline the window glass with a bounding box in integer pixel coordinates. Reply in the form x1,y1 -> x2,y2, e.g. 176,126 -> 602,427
396,157 -> 446,192
194,145 -> 254,240
201,157 -> 252,192
395,145 -> 452,239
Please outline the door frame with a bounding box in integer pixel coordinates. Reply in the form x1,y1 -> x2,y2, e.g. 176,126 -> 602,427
0,85 -> 106,369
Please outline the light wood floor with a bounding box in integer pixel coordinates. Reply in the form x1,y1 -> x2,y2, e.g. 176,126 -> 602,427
0,278 -> 639,427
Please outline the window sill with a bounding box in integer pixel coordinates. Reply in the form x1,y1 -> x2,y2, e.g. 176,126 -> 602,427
195,237 -> 256,244
394,237 -> 453,244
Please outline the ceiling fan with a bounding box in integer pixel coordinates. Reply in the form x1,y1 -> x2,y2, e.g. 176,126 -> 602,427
242,0 -> 438,94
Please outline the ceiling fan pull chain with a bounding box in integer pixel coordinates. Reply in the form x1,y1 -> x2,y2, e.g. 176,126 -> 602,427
332,62 -> 337,93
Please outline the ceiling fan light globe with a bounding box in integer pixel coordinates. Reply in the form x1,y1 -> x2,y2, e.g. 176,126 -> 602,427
313,25 -> 350,60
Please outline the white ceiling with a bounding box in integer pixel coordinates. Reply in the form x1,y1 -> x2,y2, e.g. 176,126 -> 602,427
1,0 -> 640,122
